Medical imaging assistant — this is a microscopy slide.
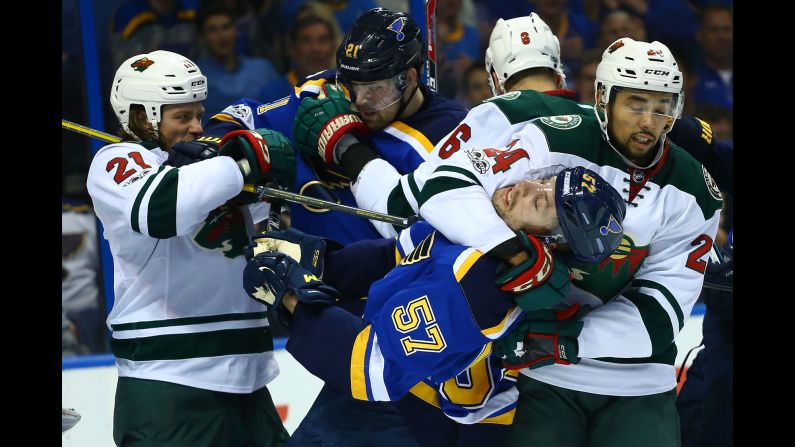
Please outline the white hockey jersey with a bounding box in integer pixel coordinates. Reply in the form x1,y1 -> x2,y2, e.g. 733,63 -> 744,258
86,142 -> 278,393
352,89 -> 592,237
417,114 -> 722,395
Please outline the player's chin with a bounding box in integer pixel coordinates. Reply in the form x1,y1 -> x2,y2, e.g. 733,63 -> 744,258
361,114 -> 387,131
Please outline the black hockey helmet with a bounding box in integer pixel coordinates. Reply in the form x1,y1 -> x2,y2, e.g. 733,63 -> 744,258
554,167 -> 627,263
336,8 -> 424,87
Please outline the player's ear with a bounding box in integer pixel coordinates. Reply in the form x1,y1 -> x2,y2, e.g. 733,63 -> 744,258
406,67 -> 418,87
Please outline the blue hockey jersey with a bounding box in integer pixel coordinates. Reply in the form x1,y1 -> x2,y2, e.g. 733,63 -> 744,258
287,221 -> 522,424
204,69 -> 467,244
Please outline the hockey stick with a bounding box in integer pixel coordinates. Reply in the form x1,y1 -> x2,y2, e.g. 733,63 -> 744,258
62,119 -> 122,144
62,119 -> 418,228
425,0 -> 438,92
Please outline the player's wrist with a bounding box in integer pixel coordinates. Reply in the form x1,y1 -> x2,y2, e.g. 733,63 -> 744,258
333,132 -> 360,164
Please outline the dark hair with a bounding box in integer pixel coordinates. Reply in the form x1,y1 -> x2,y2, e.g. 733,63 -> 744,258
461,60 -> 486,89
196,0 -> 237,34
699,5 -> 733,23
290,15 -> 336,44
574,49 -> 602,78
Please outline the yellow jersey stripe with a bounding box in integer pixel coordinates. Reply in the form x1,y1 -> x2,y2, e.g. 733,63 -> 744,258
481,306 -> 520,337
350,325 -> 372,400
454,250 -> 483,282
464,344 -> 493,371
390,121 -> 434,154
395,247 -> 402,265
257,97 -> 290,114
408,381 -> 441,408
122,11 -> 156,39
480,408 -> 516,425
210,114 -> 241,124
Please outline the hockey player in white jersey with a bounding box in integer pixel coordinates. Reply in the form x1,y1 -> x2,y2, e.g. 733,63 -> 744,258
86,50 -> 291,446
418,39 -> 722,446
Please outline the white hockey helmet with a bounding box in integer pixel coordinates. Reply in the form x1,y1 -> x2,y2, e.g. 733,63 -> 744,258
484,13 -> 566,96
110,50 -> 208,135
594,38 -> 684,162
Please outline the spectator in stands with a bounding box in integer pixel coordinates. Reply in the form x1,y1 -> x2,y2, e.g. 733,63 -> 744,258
285,15 -> 339,86
529,0 -> 598,80
457,61 -> 491,108
195,1 -> 290,115
693,6 -> 732,110
437,0 -> 482,98
236,0 -> 289,72
280,0 -> 378,35
62,198 -> 105,355
573,48 -> 601,104
109,0 -> 199,68
596,7 -> 647,49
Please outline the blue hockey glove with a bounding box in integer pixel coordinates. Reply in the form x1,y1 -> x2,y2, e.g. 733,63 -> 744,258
243,252 -> 341,309
244,228 -> 342,278
493,303 -> 589,370
164,140 -> 218,167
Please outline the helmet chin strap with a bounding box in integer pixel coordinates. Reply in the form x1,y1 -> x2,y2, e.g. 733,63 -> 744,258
396,80 -> 420,120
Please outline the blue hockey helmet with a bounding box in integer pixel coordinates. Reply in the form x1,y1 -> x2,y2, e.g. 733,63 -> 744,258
554,167 -> 626,263
336,8 -> 424,95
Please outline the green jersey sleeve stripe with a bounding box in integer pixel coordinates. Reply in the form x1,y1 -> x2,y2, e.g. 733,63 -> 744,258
407,172 -> 421,200
433,166 -> 483,186
623,290 -> 676,355
418,176 -> 480,209
631,279 -> 684,330
387,184 -> 415,234
594,342 -> 677,366
147,168 -> 180,238
111,326 -> 274,361
111,311 -> 269,331
130,165 -> 166,233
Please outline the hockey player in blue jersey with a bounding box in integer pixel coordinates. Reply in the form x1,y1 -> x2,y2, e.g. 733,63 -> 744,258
202,8 -> 467,245
242,166 -> 626,446
203,8 -> 467,445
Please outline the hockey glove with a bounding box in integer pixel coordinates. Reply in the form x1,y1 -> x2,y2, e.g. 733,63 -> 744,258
219,128 -> 296,189
293,83 -> 368,165
164,140 -> 218,167
494,232 -> 565,294
243,251 -> 341,310
245,227 -> 342,278
493,303 -> 589,370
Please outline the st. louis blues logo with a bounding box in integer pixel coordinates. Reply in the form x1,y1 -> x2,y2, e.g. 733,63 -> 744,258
599,215 -> 623,236
388,17 -> 407,41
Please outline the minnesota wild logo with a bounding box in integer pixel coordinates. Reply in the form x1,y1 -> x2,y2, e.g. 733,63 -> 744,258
193,205 -> 250,259
539,115 -> 582,130
131,57 -> 154,72
569,235 -> 649,302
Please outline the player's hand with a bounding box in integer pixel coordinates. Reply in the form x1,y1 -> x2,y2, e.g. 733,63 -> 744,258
494,232 -> 570,310
493,303 -> 588,370
293,83 -> 368,165
243,251 -> 340,309
245,227 -> 342,279
164,140 -> 218,167
219,129 -> 296,189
